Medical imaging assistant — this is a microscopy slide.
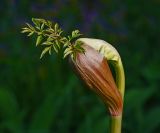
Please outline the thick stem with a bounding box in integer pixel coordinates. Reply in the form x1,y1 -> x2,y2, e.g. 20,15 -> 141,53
115,59 -> 125,99
110,116 -> 122,133
110,59 -> 125,133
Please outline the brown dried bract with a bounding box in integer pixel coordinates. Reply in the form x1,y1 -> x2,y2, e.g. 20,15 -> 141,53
70,44 -> 123,116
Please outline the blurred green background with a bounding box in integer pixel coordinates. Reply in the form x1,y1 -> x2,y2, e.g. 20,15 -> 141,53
0,0 -> 160,133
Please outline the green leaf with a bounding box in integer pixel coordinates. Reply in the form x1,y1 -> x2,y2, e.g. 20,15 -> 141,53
49,47 -> 52,55
64,47 -> 72,55
71,52 -> 77,61
72,30 -> 78,37
27,31 -> 34,36
71,31 -> 75,37
21,18 -> 83,60
40,46 -> 51,59
54,23 -> 59,32
42,41 -> 53,46
63,50 -> 72,59
52,44 -> 58,53
60,37 -> 67,44
21,30 -> 29,33
46,20 -> 52,27
75,41 -> 85,53
55,40 -> 60,49
47,37 -> 54,42
26,23 -> 34,30
21,27 -> 30,33
67,35 -> 71,41
74,29 -> 80,34
36,35 -> 43,46
75,40 -> 83,46
32,18 -> 42,27
40,23 -> 45,30
58,29 -> 63,35
63,41 -> 70,48
71,30 -> 82,39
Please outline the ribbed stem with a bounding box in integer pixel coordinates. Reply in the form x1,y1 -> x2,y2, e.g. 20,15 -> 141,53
110,59 -> 125,133
115,59 -> 125,99
110,116 -> 122,133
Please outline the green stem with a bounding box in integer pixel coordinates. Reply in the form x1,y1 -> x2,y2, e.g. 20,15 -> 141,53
110,59 -> 125,133
110,116 -> 122,133
115,59 -> 125,99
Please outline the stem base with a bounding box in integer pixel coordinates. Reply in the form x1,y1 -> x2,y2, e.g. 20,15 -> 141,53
110,115 -> 122,133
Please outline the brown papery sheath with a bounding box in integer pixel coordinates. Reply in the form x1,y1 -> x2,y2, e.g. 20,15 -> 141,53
70,44 -> 123,116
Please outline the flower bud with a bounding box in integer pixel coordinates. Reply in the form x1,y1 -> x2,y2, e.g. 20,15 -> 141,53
70,44 -> 123,116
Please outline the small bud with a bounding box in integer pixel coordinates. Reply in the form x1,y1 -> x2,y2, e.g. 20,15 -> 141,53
70,44 -> 123,116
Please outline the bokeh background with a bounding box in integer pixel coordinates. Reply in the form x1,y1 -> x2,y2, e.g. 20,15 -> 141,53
0,0 -> 160,133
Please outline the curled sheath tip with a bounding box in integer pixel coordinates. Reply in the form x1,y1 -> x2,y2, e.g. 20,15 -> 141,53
70,44 -> 123,116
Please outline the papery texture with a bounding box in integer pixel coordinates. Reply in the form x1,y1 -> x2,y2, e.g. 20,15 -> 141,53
71,44 -> 123,116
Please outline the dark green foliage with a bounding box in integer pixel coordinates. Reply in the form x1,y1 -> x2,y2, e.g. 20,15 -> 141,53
0,0 -> 160,133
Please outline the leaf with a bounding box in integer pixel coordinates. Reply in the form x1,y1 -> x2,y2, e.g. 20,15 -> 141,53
32,18 -> 41,27
54,23 -> 59,32
75,41 -> 85,53
71,30 -> 82,39
75,40 -> 83,46
27,31 -> 34,36
47,37 -> 54,42
63,50 -> 72,59
55,40 -> 60,49
71,31 -> 76,37
52,44 -> 58,53
63,41 -> 70,48
21,18 -> 83,60
26,23 -> 34,30
72,30 -> 78,37
40,23 -> 45,30
60,37 -> 67,44
71,52 -> 77,61
42,41 -> 53,46
21,30 -> 29,33
67,35 -> 71,41
40,46 -> 51,59
36,35 -> 43,46
49,48 -> 52,55
64,47 -> 72,55
46,20 -> 52,27
58,29 -> 63,35
21,28 -> 30,33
